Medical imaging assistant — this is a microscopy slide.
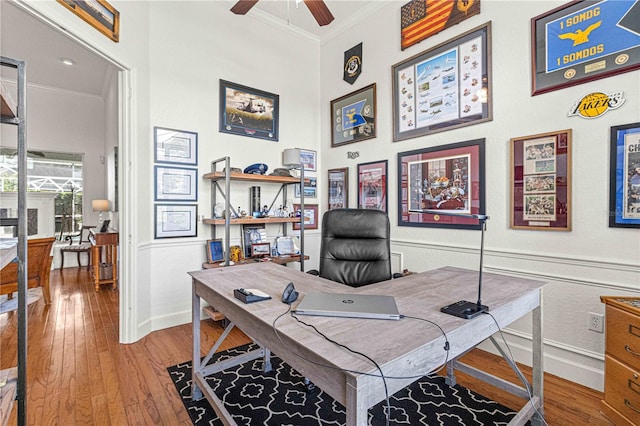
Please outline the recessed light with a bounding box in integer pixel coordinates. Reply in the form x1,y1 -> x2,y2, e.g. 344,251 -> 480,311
60,58 -> 75,66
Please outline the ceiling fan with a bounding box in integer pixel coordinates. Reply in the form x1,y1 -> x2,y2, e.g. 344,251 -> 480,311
231,0 -> 335,26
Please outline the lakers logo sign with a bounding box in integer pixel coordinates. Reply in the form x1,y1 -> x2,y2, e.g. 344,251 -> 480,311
568,91 -> 625,119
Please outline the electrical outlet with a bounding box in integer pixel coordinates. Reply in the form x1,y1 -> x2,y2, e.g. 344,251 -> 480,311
588,312 -> 604,333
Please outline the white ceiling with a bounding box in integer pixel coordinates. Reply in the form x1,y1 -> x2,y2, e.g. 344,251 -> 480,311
0,1 -> 115,97
0,1 -> 385,97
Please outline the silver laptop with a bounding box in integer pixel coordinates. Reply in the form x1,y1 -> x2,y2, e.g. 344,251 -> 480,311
294,292 -> 400,320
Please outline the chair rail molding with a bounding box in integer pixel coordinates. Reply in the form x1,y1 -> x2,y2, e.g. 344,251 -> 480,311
392,239 -> 639,292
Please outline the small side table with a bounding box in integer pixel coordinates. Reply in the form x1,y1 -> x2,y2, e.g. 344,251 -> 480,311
89,229 -> 119,292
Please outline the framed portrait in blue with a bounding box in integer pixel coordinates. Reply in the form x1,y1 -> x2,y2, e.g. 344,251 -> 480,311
609,122 -> 640,228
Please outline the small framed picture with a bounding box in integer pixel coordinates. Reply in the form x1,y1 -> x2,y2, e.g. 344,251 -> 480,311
300,149 -> 317,171
57,0 -> 120,42
206,239 -> 224,263
295,177 -> 317,198
243,224 -> 266,258
154,126 -> 198,166
358,160 -> 388,213
609,122 -> 640,228
154,165 -> 197,201
293,204 -> 319,230
219,80 -> 279,141
331,83 -> 377,147
251,242 -> 271,258
155,204 -> 197,239
328,167 -> 349,210
510,130 -> 571,231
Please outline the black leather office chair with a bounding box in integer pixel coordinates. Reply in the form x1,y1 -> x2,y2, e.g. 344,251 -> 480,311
309,208 -> 399,287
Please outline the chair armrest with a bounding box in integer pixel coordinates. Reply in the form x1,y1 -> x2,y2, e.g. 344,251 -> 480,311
306,269 -> 319,276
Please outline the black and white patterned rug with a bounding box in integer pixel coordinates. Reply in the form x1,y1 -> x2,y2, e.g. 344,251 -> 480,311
168,343 -> 526,425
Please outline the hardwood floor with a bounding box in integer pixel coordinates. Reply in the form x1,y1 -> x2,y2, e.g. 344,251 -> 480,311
1,267 -> 610,425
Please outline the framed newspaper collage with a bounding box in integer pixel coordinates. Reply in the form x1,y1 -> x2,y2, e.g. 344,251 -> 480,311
510,130 -> 572,231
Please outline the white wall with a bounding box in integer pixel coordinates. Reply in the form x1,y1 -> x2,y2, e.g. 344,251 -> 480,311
319,1 -> 640,391
142,0 -> 323,334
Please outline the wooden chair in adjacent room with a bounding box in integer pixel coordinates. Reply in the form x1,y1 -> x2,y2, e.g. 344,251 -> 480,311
0,237 -> 55,304
60,225 -> 94,269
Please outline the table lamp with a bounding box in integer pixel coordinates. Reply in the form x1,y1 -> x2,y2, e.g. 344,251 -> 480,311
282,148 -> 304,271
92,199 -> 110,223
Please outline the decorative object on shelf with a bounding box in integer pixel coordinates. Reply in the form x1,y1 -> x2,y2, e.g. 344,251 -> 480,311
229,245 -> 244,263
92,199 -> 109,224
56,0 -> 120,42
154,165 -> 197,202
531,0 -> 640,96
299,149 -> 317,172
206,239 -> 224,263
243,224 -> 266,258
269,168 -> 292,177
343,42 -> 363,84
400,0 -> 481,51
154,204 -> 197,239
357,160 -> 387,212
510,130 -> 571,231
295,178 -> 317,198
293,204 -> 318,230
243,163 -> 268,175
282,149 -> 301,169
250,186 -> 261,217
223,167 -> 242,174
398,139 -> 486,230
392,23 -> 492,142
154,126 -> 198,166
214,203 -> 225,218
567,90 -> 625,119
609,122 -> 640,228
219,80 -> 279,141
328,167 -> 349,210
331,83 -> 377,148
251,242 -> 271,258
275,235 -> 300,255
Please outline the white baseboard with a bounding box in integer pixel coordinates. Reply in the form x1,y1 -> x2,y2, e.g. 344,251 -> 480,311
477,330 -> 604,392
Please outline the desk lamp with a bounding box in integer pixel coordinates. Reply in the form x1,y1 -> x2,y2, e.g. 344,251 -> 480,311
419,209 -> 490,319
283,148 -> 304,271
92,199 -> 110,224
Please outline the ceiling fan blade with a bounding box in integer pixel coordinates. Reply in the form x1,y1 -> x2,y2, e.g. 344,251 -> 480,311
230,0 -> 259,15
303,0 -> 334,26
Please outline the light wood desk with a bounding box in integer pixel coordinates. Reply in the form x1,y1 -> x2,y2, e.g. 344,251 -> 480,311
189,263 -> 546,426
89,230 -> 118,292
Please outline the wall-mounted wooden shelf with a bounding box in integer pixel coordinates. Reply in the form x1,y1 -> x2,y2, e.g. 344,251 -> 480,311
202,217 -> 300,225
203,170 -> 309,184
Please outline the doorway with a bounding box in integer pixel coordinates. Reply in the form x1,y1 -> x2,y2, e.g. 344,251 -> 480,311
1,1 -> 134,342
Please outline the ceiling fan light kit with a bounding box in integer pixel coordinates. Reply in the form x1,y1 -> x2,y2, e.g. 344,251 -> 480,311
231,0 -> 334,26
